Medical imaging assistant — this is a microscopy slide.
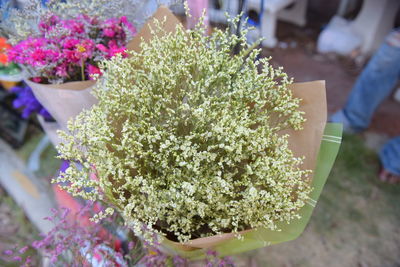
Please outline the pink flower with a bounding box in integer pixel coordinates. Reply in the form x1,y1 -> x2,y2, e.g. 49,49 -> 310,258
62,39 -> 95,64
62,38 -> 80,50
32,77 -> 42,83
100,16 -> 136,44
7,13 -> 136,83
61,19 -> 85,35
103,28 -> 116,38
76,39 -> 95,59
55,64 -> 69,77
38,14 -> 60,33
31,48 -> 47,63
87,64 -> 102,79
97,40 -> 127,59
120,16 -> 136,35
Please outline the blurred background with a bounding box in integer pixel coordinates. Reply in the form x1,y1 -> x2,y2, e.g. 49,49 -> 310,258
0,0 -> 400,266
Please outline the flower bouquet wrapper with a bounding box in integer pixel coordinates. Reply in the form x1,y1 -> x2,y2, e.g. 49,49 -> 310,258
25,79 -> 97,132
36,115 -> 63,147
125,7 -> 343,259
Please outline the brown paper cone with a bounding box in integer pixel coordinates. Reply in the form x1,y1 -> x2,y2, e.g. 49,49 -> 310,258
126,6 -> 181,53
26,79 -> 97,132
36,115 -> 63,147
127,7 -> 328,251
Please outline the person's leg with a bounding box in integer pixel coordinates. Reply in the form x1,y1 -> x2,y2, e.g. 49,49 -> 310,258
379,137 -> 400,182
331,32 -> 400,131
344,42 -> 400,130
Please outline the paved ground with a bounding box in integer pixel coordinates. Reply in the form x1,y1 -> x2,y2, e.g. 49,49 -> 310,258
0,138 -> 55,234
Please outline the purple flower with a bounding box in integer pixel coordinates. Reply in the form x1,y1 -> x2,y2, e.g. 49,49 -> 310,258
11,84 -> 53,120
12,256 -> 22,262
3,249 -> 13,255
173,255 -> 188,266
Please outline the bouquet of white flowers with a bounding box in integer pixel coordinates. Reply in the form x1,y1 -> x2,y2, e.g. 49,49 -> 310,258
55,7 -> 342,259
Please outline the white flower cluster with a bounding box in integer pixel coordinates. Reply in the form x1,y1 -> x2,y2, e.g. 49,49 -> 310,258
56,18 -> 311,243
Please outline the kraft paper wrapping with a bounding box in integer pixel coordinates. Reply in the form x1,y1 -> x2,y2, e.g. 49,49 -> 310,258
26,79 -> 97,132
124,7 -> 342,259
161,123 -> 342,260
36,115 -> 62,147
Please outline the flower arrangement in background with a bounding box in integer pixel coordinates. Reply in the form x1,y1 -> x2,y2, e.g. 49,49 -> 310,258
2,205 -> 121,266
11,84 -> 53,120
7,14 -> 135,84
0,0 -> 158,44
1,204 -> 235,266
56,15 -> 310,244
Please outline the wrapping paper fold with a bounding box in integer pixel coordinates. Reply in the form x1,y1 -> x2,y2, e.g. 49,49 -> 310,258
26,79 -> 97,132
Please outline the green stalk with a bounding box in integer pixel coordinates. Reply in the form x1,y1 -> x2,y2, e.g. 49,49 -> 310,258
81,60 -> 85,81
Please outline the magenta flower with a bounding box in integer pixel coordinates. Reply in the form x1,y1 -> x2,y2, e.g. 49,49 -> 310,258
97,40 -> 127,59
32,77 -> 42,83
120,16 -> 136,35
7,13 -> 136,83
38,14 -> 60,33
103,28 -> 116,38
62,19 -> 86,35
55,63 -> 69,77
87,64 -> 102,79
62,38 -> 80,50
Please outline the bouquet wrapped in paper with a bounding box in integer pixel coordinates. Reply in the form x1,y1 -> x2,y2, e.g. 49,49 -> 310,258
56,7 -> 342,260
1,0 -> 138,131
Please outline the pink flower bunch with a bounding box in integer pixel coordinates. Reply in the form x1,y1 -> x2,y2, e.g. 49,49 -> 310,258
2,205 -> 130,266
1,203 -> 237,266
8,14 -> 136,83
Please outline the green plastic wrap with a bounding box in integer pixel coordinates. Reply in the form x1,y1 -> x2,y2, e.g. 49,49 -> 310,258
161,123 -> 343,260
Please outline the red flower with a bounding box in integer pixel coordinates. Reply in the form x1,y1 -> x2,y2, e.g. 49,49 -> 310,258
0,37 -> 11,64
